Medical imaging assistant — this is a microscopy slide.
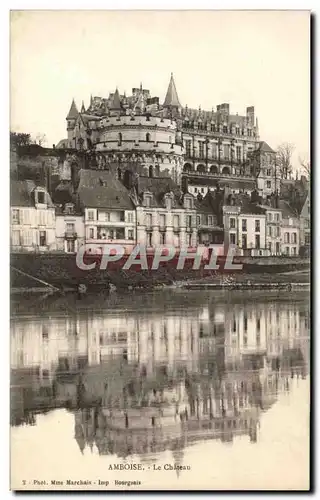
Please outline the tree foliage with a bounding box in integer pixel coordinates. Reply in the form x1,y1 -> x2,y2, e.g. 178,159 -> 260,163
10,131 -> 47,148
10,131 -> 32,148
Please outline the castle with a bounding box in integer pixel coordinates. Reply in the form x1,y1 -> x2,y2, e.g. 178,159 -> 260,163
59,74 -> 280,198
10,75 -> 310,258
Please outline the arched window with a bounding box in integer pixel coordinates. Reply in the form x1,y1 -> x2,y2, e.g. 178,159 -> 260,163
183,163 -> 192,172
222,167 -> 230,175
149,166 -> 153,178
210,165 -> 218,174
118,133 -> 122,146
197,164 -> 206,173
146,133 -> 151,142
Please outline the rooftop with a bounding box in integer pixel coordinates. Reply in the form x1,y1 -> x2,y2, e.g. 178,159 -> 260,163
77,169 -> 135,210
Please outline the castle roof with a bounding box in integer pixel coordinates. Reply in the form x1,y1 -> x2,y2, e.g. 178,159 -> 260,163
163,73 -> 181,108
66,99 -> 79,120
109,88 -> 122,110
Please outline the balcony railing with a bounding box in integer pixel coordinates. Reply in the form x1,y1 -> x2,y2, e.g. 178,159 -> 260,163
64,232 -> 78,239
184,155 -> 247,166
181,125 -> 259,141
183,170 -> 255,180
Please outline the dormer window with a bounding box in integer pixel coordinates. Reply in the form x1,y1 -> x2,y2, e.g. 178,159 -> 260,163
223,126 -> 228,134
211,124 -> 215,132
64,203 -> 75,215
35,189 -> 46,206
184,196 -> 193,209
144,194 -> 152,207
164,193 -> 173,210
146,133 -> 151,142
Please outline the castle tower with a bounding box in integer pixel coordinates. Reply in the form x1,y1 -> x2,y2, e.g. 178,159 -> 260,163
66,99 -> 79,148
109,88 -> 122,113
163,73 -> 181,110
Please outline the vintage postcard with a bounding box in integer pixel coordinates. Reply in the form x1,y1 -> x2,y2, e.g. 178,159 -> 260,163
10,10 -> 310,491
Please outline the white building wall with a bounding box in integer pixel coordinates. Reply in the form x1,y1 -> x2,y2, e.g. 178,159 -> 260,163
281,218 -> 300,256
55,214 -> 85,252
11,206 -> 56,252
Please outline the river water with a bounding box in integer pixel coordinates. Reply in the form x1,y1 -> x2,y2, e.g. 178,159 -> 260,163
10,289 -> 310,491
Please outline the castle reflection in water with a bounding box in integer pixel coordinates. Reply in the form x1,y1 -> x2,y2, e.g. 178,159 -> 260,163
10,292 -> 309,466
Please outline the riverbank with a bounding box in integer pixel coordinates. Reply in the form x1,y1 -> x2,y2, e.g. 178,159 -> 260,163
10,251 -> 310,295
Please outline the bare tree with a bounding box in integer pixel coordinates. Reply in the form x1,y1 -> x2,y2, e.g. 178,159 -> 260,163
299,156 -> 310,180
276,143 -> 295,179
34,133 -> 47,147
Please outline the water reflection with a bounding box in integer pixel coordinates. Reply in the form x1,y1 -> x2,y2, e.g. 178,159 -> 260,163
10,291 -> 309,467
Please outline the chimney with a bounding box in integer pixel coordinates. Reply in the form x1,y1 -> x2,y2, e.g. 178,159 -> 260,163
217,103 -> 230,116
246,106 -> 255,126
181,176 -> 189,194
123,169 -> 134,190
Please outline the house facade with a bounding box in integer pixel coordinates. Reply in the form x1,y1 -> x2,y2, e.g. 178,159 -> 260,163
77,169 -> 136,254
10,180 -> 56,252
279,201 -> 300,256
128,174 -> 197,249
55,204 -> 85,253
299,193 -> 310,251
259,204 -> 282,256
222,193 -> 267,256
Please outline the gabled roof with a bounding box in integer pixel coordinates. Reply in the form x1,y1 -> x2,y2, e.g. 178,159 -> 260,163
77,170 -> 134,210
258,141 -> 275,154
66,99 -> 79,120
187,176 -> 256,191
163,73 -> 181,108
278,199 -> 299,219
10,180 -> 54,207
195,189 -> 222,215
136,176 -> 184,208
52,180 -> 75,206
224,192 -> 266,215
11,180 -> 36,207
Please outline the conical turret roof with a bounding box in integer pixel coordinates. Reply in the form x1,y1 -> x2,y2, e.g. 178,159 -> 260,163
81,100 -> 86,113
66,99 -> 79,119
163,73 -> 181,108
109,88 -> 122,110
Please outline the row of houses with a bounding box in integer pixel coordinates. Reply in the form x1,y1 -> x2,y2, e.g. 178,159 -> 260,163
10,168 -> 310,257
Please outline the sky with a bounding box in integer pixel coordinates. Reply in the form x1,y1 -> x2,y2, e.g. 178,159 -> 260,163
10,10 -> 310,170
